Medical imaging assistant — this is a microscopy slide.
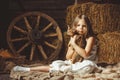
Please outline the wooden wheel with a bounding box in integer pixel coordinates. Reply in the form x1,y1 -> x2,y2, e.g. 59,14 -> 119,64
7,12 -> 63,62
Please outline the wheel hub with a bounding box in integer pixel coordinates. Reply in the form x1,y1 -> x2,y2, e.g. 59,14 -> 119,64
29,29 -> 44,44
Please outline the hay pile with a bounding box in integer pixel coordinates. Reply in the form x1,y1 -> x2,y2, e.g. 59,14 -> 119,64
65,2 -> 120,64
97,31 -> 120,64
66,2 -> 120,34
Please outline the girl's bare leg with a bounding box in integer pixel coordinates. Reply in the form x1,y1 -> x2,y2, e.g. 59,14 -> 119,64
66,46 -> 74,60
30,66 -> 50,72
13,65 -> 51,72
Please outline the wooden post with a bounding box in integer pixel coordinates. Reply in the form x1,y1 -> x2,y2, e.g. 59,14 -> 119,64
74,0 -> 78,5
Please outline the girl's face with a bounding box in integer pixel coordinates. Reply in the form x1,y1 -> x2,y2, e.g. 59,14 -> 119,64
75,19 -> 87,35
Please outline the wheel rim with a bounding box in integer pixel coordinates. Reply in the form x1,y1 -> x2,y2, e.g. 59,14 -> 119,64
7,12 -> 63,62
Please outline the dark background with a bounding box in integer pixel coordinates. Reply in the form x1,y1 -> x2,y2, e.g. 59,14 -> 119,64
0,0 -> 74,49
0,0 -> 120,50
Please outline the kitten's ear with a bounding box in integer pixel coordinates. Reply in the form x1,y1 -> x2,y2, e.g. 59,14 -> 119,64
67,25 -> 70,30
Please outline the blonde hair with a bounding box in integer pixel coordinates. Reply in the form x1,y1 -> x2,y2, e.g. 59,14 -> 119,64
71,14 -> 95,38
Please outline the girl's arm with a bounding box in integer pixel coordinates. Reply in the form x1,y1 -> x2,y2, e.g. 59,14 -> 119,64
70,35 -> 95,59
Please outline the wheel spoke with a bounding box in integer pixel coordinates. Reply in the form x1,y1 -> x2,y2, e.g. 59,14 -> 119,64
11,37 -> 28,42
44,41 -> 57,49
24,17 -> 32,31
35,15 -> 40,29
30,44 -> 36,60
17,41 -> 31,53
44,33 -> 58,37
56,27 -> 63,41
14,26 -> 27,34
37,45 -> 48,59
41,22 -> 53,32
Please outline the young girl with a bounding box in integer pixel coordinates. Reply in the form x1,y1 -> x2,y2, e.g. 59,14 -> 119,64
13,15 -> 100,74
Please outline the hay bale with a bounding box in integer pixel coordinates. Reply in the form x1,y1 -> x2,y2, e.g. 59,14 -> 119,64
66,2 -> 120,34
97,31 -> 120,64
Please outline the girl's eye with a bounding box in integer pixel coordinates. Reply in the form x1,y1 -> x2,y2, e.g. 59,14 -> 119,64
77,24 -> 86,27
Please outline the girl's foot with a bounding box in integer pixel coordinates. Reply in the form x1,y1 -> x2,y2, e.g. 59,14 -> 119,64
13,66 -> 30,72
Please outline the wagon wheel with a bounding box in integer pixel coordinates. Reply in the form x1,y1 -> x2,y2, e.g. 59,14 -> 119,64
7,12 -> 63,62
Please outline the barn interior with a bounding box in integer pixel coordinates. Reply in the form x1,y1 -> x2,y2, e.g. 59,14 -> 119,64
0,0 -> 120,80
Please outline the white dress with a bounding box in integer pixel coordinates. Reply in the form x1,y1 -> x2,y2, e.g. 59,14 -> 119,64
49,41 -> 99,74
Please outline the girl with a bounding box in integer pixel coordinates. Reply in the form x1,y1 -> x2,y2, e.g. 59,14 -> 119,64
13,15 -> 100,74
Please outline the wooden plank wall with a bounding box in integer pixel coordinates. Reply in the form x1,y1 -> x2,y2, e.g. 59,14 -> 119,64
9,0 -> 74,30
